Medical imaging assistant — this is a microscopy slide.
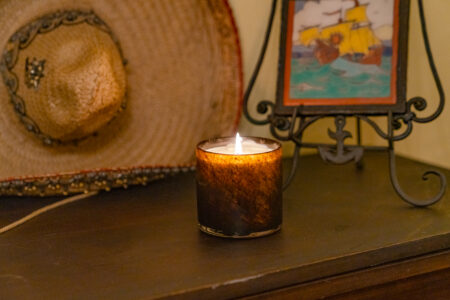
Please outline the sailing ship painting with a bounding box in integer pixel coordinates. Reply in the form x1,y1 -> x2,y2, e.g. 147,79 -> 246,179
283,0 -> 400,107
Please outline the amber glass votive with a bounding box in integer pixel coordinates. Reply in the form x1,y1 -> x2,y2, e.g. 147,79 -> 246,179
196,136 -> 282,238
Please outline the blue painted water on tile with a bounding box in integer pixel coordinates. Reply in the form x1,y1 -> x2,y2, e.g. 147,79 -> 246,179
289,55 -> 392,99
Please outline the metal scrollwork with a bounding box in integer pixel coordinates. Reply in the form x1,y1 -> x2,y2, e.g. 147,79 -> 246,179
387,111 -> 446,207
242,0 -> 277,126
243,0 -> 446,206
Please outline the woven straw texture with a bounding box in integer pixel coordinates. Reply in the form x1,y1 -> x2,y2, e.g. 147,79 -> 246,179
0,0 -> 242,184
15,23 -> 127,142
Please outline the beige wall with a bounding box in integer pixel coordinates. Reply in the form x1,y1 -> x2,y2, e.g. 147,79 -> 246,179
229,0 -> 450,169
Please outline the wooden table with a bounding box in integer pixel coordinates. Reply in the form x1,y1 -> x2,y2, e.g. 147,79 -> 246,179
1,152 -> 449,299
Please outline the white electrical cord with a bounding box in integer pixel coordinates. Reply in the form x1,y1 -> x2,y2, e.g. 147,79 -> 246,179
0,191 -> 98,234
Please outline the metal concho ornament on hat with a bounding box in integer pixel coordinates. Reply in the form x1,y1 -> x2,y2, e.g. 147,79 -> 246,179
0,10 -> 127,145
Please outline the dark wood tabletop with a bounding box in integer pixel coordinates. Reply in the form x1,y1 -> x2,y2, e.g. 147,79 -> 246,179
1,151 -> 449,299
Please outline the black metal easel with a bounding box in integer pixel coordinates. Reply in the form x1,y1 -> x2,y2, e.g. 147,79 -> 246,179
243,0 -> 446,207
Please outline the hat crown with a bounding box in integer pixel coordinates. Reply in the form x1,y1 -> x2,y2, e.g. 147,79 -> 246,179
1,11 -> 127,144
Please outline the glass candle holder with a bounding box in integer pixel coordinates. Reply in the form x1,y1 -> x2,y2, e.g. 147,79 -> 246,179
196,136 -> 282,238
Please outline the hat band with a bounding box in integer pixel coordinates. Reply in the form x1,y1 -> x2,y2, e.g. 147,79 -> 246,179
0,165 -> 196,196
0,10 -> 127,146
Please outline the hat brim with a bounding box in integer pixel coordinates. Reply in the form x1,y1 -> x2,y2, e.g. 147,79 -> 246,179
0,0 -> 243,196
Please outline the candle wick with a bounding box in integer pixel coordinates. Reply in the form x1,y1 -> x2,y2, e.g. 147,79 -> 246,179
235,133 -> 243,155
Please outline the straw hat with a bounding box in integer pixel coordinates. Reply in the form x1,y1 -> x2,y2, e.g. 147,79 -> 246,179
0,0 -> 242,196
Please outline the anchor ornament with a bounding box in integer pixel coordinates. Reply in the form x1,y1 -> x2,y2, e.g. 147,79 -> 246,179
318,116 -> 363,165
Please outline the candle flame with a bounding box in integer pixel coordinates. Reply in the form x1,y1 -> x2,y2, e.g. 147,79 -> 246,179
235,132 -> 243,154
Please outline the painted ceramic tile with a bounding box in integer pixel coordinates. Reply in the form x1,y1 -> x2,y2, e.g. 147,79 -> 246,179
282,0 -> 400,107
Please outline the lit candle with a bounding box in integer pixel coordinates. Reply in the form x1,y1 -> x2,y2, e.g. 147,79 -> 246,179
196,134 -> 282,238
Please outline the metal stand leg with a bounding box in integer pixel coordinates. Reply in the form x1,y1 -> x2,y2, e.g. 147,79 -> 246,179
355,117 -> 364,170
387,111 -> 446,207
283,144 -> 301,191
